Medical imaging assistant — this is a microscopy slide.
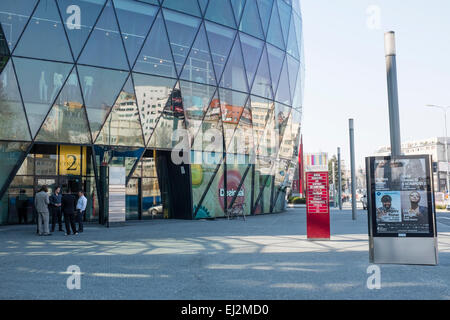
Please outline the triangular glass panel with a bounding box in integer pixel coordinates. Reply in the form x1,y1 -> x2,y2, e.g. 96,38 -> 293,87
277,111 -> 292,158
274,102 -> 290,147
179,80 -> 216,144
192,90 -> 223,153
276,0 -> 291,46
77,65 -> 129,139
239,33 -> 263,88
133,11 -> 177,78
163,9 -> 201,77
205,0 -> 236,28
266,44 -> 284,93
230,0 -> 246,26
0,60 -> 30,141
218,88 -> 248,149
95,76 -> 145,147
0,142 -> 31,193
180,23 -> 216,85
14,0 -> 73,62
78,0 -> 128,70
57,0 -> 106,60
219,36 -> 248,92
13,57 -> 72,137
35,69 -> 91,144
0,0 -> 39,52
227,98 -> 254,155
266,0 -> 284,49
275,57 -> 291,105
205,21 -> 236,84
114,0 -> 158,67
251,46 -> 273,99
239,0 -> 264,40
293,12 -> 303,62
286,54 -> 299,102
256,0 -> 273,36
147,82 -> 186,149
197,0 -> 209,15
0,25 -> 10,73
162,0 -> 201,17
132,72 -> 177,144
250,95 -> 275,157
286,13 -> 299,59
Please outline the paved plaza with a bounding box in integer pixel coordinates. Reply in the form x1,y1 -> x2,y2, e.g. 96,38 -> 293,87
0,208 -> 449,300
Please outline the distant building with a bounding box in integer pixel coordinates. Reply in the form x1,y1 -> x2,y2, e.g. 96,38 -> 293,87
374,137 -> 450,192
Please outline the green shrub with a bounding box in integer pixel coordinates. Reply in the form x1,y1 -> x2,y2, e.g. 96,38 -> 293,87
436,204 -> 447,210
288,197 -> 306,204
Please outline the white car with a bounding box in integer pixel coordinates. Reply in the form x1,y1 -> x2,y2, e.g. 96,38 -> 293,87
147,205 -> 163,216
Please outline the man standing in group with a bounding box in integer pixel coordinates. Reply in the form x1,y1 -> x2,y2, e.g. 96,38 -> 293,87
61,188 -> 77,236
76,191 -> 87,233
34,185 -> 51,236
49,186 -> 63,232
16,189 -> 28,224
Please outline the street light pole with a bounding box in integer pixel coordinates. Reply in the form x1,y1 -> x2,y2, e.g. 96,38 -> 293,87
385,31 -> 402,157
426,104 -> 450,205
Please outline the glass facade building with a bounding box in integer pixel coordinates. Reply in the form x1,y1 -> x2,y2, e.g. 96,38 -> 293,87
0,0 -> 304,225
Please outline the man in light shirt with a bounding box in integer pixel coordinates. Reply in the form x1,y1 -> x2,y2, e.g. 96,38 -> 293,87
76,191 -> 87,233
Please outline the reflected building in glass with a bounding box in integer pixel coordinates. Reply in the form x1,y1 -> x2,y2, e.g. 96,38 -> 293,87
0,0 -> 304,225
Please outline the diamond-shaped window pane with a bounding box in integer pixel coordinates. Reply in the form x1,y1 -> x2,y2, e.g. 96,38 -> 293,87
35,69 -> 91,144
205,21 -> 236,85
0,60 -> 30,141
180,23 -> 216,86
13,57 -> 73,137
14,0 -> 73,62
239,0 -> 264,40
266,0 -> 284,49
132,72 -> 177,144
133,11 -> 177,78
239,32 -> 263,88
219,36 -> 248,92
57,0 -> 106,60
256,0 -> 273,36
0,0 -> 39,52
96,76 -> 145,147
205,0 -> 236,28
231,0 -> 246,26
266,43 -> 284,93
114,0 -> 158,67
77,65 -> 129,139
179,80 -> 216,143
251,46 -> 273,99
78,0 -> 129,70
163,9 -> 201,76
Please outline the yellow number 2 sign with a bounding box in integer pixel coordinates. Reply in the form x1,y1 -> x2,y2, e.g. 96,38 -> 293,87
59,145 -> 86,175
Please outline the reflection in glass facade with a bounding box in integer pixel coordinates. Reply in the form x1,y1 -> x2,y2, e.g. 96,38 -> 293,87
0,0 -> 303,224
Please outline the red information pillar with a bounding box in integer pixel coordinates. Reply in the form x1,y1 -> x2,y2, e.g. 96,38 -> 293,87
306,172 -> 330,240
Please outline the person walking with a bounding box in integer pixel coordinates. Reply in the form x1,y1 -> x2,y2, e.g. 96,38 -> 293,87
16,189 -> 28,224
50,186 -> 63,232
34,186 -> 51,236
76,191 -> 87,233
61,189 -> 77,236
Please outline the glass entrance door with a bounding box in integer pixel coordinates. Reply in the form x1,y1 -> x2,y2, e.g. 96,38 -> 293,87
59,175 -> 81,194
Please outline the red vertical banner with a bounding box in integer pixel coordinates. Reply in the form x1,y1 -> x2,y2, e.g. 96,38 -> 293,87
306,171 -> 330,240
299,135 -> 304,196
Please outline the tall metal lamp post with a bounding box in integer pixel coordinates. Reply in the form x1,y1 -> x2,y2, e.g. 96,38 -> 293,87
426,104 -> 450,208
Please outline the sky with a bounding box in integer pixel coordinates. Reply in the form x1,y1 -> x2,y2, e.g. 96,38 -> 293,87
300,0 -> 450,170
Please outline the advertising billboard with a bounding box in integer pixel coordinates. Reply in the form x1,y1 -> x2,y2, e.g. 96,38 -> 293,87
366,155 -> 438,265
368,156 -> 436,236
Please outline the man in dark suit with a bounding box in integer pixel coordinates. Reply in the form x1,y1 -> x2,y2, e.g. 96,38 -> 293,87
61,188 -> 78,236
